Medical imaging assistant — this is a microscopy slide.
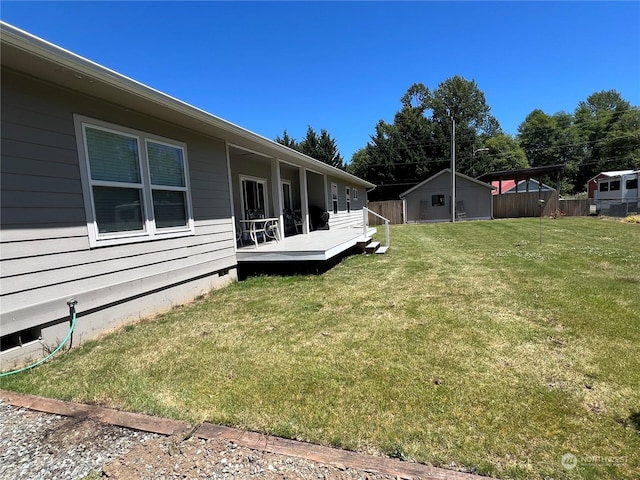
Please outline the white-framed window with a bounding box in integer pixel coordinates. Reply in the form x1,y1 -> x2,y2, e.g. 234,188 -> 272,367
240,175 -> 268,219
331,182 -> 338,214
281,180 -> 292,212
345,186 -> 351,213
74,115 -> 194,247
353,188 -> 359,201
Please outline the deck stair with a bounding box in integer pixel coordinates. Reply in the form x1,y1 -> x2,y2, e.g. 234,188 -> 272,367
360,207 -> 391,255
365,241 -> 381,254
356,236 -> 372,250
356,236 -> 387,254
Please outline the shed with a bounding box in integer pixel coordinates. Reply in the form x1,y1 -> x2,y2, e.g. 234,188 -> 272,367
400,169 -> 495,222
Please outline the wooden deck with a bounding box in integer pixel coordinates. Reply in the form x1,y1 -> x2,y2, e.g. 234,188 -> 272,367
236,227 -> 377,262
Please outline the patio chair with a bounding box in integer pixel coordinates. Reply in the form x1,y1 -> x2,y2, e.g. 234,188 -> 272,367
264,219 -> 281,242
283,208 -> 295,235
246,209 -> 265,220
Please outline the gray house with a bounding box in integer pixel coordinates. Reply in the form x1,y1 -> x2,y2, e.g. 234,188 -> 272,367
0,23 -> 376,368
400,169 -> 495,222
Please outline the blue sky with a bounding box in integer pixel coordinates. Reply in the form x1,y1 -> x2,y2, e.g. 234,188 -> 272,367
2,1 -> 639,163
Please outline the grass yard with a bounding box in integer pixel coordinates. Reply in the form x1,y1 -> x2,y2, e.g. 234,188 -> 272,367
2,217 -> 639,479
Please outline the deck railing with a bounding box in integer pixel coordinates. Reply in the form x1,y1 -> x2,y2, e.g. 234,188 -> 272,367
363,207 -> 390,250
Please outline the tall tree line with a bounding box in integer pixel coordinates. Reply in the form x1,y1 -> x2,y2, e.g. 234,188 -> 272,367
275,126 -> 345,170
348,76 -> 528,188
275,79 -> 638,194
518,90 -> 639,193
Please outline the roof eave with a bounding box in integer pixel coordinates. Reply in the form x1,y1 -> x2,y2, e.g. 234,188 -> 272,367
0,22 -> 374,189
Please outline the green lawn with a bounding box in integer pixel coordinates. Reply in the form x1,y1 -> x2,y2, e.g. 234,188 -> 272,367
2,218 -> 639,479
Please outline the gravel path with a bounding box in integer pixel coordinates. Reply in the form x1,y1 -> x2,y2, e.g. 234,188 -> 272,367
0,399 -> 159,479
0,400 -> 404,480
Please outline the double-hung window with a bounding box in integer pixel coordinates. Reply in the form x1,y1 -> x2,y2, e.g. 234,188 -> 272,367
75,116 -> 194,247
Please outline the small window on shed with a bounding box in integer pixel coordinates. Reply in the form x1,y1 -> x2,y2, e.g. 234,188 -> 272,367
626,178 -> 637,190
432,194 -> 445,206
609,180 -> 620,191
599,182 -> 609,192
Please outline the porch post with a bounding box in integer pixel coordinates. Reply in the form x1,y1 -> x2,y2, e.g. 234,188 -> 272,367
299,167 -> 309,234
271,157 -> 284,239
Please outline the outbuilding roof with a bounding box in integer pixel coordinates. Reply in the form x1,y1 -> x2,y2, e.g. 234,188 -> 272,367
588,170 -> 637,183
399,168 -> 495,198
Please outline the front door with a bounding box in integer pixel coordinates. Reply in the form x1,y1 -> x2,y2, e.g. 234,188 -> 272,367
240,176 -> 268,219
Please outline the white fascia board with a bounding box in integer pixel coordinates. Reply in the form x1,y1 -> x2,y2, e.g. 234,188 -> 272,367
0,22 -> 374,190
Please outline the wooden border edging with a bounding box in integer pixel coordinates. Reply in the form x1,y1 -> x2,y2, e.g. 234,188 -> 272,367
1,390 -> 487,480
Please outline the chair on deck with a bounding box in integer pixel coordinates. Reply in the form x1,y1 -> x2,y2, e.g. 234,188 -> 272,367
264,219 -> 280,241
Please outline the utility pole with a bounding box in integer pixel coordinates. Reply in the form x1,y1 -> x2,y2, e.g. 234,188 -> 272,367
451,116 -> 456,223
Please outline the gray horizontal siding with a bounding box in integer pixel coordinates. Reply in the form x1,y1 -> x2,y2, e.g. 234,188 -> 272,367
1,254 -> 237,337
404,172 -> 493,221
1,139 -> 79,166
2,172 -> 83,194
1,206 -> 88,226
2,223 -> 232,274
1,190 -> 84,208
328,210 -> 364,229
325,175 -> 368,215
0,219 -> 230,261
0,68 -> 236,335
2,239 -> 235,297
0,225 -> 89,243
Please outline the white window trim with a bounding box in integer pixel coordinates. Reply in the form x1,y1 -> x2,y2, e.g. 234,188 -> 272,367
239,175 -> 269,220
331,182 -> 339,214
281,179 -> 292,212
353,188 -> 359,201
74,115 -> 194,248
345,186 -> 351,213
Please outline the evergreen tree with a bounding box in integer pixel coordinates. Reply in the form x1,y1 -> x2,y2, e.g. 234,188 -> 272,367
299,126 -> 345,170
275,129 -> 300,151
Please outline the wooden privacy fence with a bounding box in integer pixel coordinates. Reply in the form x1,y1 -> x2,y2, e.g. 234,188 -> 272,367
367,200 -> 404,225
493,191 -> 559,218
559,199 -> 592,216
369,195 -> 591,223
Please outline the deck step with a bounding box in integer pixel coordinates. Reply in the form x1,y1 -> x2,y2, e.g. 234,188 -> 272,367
365,241 -> 380,253
356,236 -> 372,248
375,246 -> 389,254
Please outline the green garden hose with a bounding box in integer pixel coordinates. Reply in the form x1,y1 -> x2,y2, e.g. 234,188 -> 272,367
0,305 -> 77,378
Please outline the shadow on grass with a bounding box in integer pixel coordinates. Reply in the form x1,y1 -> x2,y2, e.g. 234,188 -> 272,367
238,246 -> 361,280
629,411 -> 640,432
616,410 -> 640,432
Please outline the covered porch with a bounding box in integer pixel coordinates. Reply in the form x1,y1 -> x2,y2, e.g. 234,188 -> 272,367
236,226 -> 377,262
228,144 -> 329,241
